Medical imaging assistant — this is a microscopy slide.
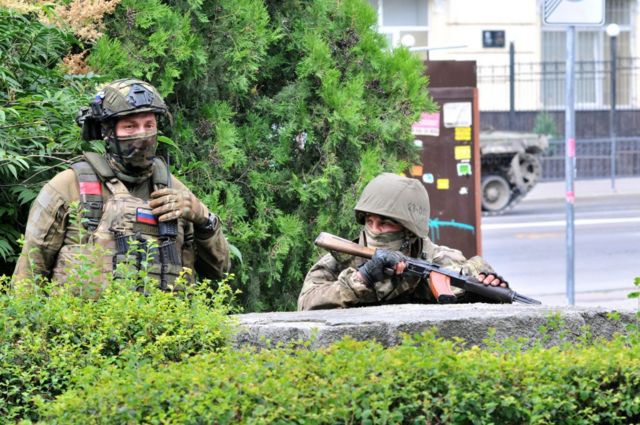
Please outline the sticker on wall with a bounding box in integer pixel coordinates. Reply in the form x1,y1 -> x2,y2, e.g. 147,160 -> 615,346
436,178 -> 449,190
454,145 -> 472,160
454,127 -> 472,141
410,164 -> 423,177
411,112 -> 440,136
422,173 -> 435,184
443,102 -> 472,128
459,186 -> 469,195
457,162 -> 472,176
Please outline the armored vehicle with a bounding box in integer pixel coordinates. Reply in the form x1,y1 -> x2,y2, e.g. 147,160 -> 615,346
480,131 -> 548,215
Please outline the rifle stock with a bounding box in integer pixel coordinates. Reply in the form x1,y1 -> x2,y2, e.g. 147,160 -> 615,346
314,232 -> 541,305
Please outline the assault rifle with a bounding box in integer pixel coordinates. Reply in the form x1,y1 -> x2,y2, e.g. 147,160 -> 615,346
314,232 -> 541,305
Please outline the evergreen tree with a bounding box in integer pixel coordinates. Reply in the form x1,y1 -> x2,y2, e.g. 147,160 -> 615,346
4,0 -> 435,310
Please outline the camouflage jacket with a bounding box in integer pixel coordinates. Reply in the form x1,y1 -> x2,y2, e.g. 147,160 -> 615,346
13,156 -> 230,285
297,233 -> 495,311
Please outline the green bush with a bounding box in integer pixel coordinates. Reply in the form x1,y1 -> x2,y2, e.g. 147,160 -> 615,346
533,110 -> 559,139
82,0 -> 434,311
3,0 -> 433,311
630,276 -> 640,301
40,331 -> 640,424
0,263 -> 237,423
0,8 -> 101,274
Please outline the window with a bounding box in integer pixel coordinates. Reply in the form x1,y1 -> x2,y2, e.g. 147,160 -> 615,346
368,0 -> 429,51
541,0 -> 634,109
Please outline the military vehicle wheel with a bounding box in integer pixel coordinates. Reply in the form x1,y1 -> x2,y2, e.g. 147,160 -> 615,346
481,175 -> 511,212
509,152 -> 542,191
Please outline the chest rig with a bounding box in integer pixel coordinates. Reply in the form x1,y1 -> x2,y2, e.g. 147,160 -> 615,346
71,153 -> 185,290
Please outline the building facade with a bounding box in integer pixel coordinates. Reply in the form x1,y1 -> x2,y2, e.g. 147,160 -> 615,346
369,0 -> 639,112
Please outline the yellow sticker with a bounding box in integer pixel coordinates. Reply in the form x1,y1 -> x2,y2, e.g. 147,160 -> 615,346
436,178 -> 449,190
454,127 -> 472,141
454,145 -> 472,160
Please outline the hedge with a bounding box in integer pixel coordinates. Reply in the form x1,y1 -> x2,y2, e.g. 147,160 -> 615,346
2,247 -> 639,423
0,267 -> 237,423
39,330 -> 640,424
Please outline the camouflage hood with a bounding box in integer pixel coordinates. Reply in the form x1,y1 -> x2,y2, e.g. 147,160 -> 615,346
354,173 -> 430,238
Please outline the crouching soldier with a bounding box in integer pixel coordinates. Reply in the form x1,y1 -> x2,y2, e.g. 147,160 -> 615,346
298,173 -> 507,310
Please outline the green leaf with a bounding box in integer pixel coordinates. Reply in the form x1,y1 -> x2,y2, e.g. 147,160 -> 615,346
157,135 -> 178,149
228,243 -> 243,264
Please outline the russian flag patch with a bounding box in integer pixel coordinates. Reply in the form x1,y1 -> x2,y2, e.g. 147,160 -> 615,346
136,208 -> 158,225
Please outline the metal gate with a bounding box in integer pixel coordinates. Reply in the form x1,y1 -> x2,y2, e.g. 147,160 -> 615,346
540,137 -> 640,180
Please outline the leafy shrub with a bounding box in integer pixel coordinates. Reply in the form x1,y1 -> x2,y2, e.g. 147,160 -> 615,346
0,260 -> 237,422
0,8 -> 101,273
83,0 -> 434,311
631,276 -> 640,307
3,0 -> 433,311
40,331 -> 640,424
533,110 -> 559,139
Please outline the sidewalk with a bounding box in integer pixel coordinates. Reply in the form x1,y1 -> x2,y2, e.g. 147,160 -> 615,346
525,176 -> 640,202
534,288 -> 639,311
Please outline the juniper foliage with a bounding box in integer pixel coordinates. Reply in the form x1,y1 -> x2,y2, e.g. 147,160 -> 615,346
3,0 -> 434,310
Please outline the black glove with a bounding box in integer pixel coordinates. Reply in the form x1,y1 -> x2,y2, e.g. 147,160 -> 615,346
358,249 -> 404,285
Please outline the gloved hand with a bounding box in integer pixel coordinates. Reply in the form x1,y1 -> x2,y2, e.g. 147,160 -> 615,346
358,249 -> 404,285
149,188 -> 209,225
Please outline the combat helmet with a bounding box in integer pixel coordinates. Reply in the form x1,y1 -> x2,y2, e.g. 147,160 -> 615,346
354,173 -> 431,238
77,78 -> 170,141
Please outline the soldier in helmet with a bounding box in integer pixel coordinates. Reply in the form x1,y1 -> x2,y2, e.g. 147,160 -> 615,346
13,78 -> 230,290
297,173 -> 506,310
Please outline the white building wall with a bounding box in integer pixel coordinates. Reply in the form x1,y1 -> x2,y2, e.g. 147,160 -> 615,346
427,0 -> 542,110
374,0 -> 640,111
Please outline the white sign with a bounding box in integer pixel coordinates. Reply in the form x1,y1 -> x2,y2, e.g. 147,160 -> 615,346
443,102 -> 472,128
543,0 -> 605,26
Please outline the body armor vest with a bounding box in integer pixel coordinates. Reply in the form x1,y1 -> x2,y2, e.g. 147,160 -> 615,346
50,153 -> 190,292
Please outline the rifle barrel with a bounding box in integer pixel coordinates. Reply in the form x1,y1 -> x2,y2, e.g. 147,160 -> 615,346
512,292 -> 542,305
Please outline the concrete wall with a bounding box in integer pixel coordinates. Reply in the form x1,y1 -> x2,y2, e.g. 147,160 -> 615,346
233,304 -> 637,349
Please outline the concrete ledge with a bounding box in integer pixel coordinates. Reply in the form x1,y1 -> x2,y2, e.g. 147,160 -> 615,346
233,304 -> 638,349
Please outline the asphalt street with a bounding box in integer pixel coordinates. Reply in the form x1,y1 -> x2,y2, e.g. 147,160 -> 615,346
481,176 -> 640,310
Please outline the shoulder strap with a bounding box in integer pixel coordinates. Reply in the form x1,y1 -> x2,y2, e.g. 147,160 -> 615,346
71,160 -> 103,232
84,152 -> 115,180
83,152 -> 130,195
152,157 -> 170,189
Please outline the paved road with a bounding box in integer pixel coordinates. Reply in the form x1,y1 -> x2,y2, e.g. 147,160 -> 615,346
481,182 -> 640,310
